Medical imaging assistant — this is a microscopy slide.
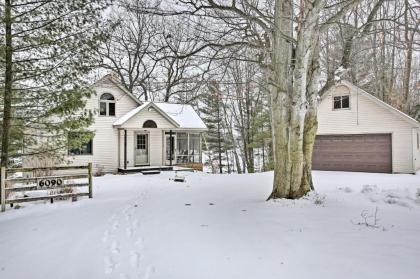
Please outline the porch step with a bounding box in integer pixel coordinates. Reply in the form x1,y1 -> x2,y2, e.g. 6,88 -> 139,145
118,166 -> 173,174
141,170 -> 161,175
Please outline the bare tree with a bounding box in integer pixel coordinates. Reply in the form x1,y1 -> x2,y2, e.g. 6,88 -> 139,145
99,0 -> 160,100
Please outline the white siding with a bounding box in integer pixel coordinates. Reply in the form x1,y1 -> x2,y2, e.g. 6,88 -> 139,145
413,129 -> 420,172
68,83 -> 139,173
122,107 -> 176,129
318,84 -> 416,173
149,129 -> 164,165
117,129 -> 165,167
117,108 -> 176,167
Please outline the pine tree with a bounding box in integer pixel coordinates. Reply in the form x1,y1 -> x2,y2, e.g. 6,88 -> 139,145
0,0 -> 110,167
200,83 -> 226,174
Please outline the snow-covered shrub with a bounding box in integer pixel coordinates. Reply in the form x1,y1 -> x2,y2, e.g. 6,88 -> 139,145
47,179 -> 75,200
94,165 -> 105,177
382,191 -> 411,208
383,195 -> 398,205
48,186 -> 74,196
312,192 -> 326,206
339,186 -> 352,193
353,207 -> 380,228
361,184 -> 378,194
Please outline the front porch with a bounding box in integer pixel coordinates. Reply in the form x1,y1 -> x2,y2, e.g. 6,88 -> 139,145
112,101 -> 207,173
117,128 -> 204,172
117,165 -> 199,174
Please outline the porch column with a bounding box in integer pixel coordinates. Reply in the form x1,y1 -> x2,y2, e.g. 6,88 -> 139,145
117,129 -> 120,169
199,132 -> 202,163
169,130 -> 173,166
124,129 -> 127,170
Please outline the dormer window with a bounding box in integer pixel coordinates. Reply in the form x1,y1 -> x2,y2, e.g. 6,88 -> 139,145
100,93 -> 116,116
333,95 -> 350,110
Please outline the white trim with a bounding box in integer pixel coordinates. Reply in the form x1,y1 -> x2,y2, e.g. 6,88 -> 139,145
113,102 -> 180,127
326,80 -> 420,128
332,95 -> 351,111
99,92 -> 116,117
134,131 -> 150,166
149,103 -> 181,127
113,102 -> 149,126
94,74 -> 142,105
112,102 -> 208,130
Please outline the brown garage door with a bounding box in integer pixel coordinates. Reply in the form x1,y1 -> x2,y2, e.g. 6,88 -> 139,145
312,134 -> 392,173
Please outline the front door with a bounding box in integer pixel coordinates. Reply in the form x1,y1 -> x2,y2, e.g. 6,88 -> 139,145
135,133 -> 149,165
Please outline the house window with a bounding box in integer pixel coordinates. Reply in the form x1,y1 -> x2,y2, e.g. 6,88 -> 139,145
99,93 -> 116,116
143,120 -> 157,128
68,133 -> 93,155
333,95 -> 350,110
137,134 -> 147,150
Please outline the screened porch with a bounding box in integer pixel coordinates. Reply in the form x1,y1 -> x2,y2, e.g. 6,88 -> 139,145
164,131 -> 202,166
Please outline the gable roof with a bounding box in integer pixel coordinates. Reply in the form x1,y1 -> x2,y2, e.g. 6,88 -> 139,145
324,80 -> 420,128
154,103 -> 207,129
94,74 -> 142,105
113,102 -> 207,129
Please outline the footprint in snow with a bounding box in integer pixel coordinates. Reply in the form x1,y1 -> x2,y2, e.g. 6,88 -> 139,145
142,266 -> 155,279
129,251 -> 141,268
126,227 -> 134,238
112,220 -> 119,230
135,237 -> 144,249
132,219 -> 139,229
102,230 -> 110,243
104,255 -> 119,275
111,240 -> 120,254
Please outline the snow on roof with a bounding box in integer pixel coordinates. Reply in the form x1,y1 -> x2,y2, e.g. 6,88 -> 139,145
154,102 -> 207,129
113,102 -> 150,126
113,102 -> 207,129
340,80 -> 420,128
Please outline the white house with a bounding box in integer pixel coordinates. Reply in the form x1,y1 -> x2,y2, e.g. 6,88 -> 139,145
314,80 -> 420,174
23,77 -> 419,175
64,74 -> 207,174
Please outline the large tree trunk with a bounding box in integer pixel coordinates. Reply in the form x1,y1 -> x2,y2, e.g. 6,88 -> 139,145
1,0 -> 13,168
268,0 -> 322,200
301,41 -> 320,191
246,146 -> 254,173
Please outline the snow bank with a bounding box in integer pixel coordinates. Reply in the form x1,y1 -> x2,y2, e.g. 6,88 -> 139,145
0,171 -> 419,279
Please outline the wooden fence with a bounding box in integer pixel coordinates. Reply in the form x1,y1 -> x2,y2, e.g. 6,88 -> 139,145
0,163 -> 92,212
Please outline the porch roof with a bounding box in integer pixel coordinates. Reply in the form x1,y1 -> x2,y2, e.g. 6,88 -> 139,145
113,102 -> 207,130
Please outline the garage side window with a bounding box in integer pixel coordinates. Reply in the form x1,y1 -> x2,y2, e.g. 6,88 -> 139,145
333,95 -> 350,110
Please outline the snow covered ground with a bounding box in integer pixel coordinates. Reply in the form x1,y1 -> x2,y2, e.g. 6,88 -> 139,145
0,171 -> 419,279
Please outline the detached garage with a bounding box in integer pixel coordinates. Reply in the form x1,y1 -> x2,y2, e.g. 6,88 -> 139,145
315,81 -> 420,174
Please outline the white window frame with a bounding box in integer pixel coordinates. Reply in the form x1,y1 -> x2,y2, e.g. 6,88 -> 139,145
333,95 -> 350,110
99,93 -> 116,117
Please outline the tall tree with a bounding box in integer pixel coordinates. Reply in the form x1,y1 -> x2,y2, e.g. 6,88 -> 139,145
140,0 -> 363,198
200,82 -> 226,173
99,0 -> 159,100
0,0 -> 109,167
123,0 -> 419,197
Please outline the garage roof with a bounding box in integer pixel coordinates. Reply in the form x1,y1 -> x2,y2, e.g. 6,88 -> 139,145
328,80 -> 420,128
